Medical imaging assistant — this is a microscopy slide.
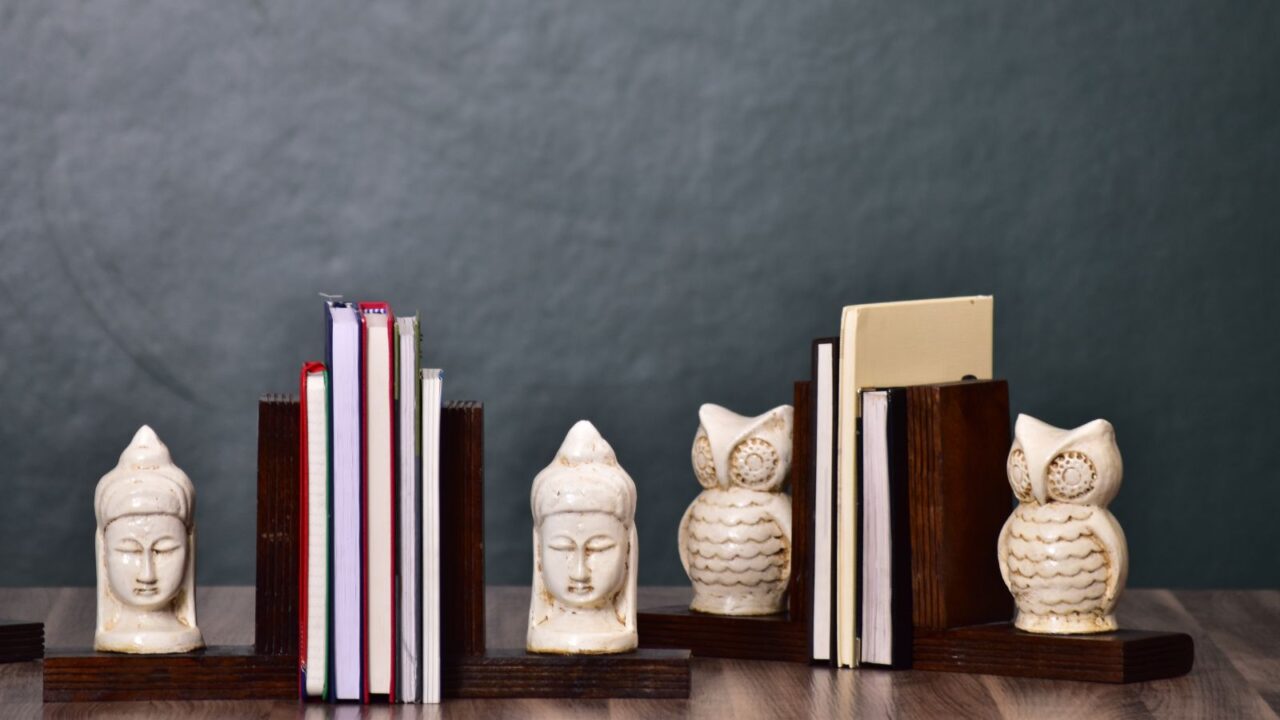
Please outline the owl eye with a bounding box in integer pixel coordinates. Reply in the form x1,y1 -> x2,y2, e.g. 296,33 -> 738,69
1047,451 -> 1097,501
692,432 -> 718,488
1007,448 -> 1034,502
729,437 -> 780,489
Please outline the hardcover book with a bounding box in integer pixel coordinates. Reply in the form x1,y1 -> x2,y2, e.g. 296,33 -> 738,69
858,388 -> 911,668
359,302 -> 396,701
396,317 -> 420,702
421,369 -> 444,703
300,364 -> 330,697
326,301 -> 362,700
809,338 -> 837,663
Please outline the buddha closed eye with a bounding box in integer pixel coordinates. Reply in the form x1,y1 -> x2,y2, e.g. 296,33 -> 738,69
104,514 -> 188,611
538,511 -> 628,609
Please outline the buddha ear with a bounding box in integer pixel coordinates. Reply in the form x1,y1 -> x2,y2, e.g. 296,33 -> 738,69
620,524 -> 639,632
177,527 -> 197,625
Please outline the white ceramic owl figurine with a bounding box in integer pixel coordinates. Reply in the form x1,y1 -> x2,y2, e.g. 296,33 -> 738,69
999,415 -> 1129,634
679,403 -> 793,616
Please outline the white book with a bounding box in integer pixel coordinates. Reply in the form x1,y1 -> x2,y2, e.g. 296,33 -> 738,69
835,296 -> 994,668
362,305 -> 395,698
326,302 -> 362,700
860,390 -> 892,666
811,341 -> 834,662
420,369 -> 443,704
302,365 -> 330,697
396,317 -> 421,703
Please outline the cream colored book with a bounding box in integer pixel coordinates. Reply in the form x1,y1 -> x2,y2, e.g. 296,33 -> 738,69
835,296 -> 994,668
420,369 -> 443,704
362,305 -> 394,697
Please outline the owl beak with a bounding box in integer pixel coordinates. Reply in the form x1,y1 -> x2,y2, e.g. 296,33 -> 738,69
1032,480 -> 1048,505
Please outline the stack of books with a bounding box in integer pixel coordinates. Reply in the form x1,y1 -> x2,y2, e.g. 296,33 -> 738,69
298,300 -> 445,703
807,296 -> 1012,668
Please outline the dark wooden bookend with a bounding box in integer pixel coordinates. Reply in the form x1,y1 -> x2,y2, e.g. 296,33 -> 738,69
43,647 -> 297,702
441,401 -> 486,660
438,403 -> 692,698
0,620 -> 43,664
637,381 -> 813,664
45,397 -> 302,703
913,623 -> 1195,683
902,381 -> 1193,683
446,649 -> 691,699
906,380 -> 1013,633
255,394 -> 302,657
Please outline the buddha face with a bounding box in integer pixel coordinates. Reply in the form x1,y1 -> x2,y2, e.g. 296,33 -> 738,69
538,511 -> 628,609
103,514 -> 188,611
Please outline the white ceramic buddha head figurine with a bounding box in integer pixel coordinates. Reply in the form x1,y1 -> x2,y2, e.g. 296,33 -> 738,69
527,420 -> 638,654
94,426 -> 204,654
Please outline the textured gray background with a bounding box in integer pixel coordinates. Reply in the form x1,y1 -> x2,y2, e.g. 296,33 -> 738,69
1,2 -> 1277,588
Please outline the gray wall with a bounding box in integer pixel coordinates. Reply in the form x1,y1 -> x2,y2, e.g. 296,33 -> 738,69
2,1 -> 1277,588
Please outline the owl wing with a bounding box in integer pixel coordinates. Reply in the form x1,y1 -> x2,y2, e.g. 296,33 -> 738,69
765,493 -> 792,547
677,498 -> 696,578
1086,510 -> 1129,612
997,512 -> 1014,591
758,493 -> 793,580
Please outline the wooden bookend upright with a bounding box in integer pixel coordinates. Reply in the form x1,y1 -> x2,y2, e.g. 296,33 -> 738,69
440,402 -> 691,698
44,396 -> 302,703
440,401 -> 486,660
904,380 -> 1193,683
906,380 -> 1013,632
256,394 -> 302,657
0,620 -> 42,663
635,381 -> 813,663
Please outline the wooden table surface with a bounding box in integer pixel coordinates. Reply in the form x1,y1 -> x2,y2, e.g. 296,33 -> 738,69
0,586 -> 1275,719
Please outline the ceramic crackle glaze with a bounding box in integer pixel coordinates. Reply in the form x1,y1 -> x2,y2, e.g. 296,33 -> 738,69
94,426 -> 204,654
527,420 -> 638,654
679,403 -> 794,616
998,414 -> 1129,634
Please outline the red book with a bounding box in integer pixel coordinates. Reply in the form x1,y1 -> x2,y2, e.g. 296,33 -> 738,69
358,303 -> 397,702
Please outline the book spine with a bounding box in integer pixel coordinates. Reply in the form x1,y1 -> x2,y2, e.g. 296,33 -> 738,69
323,305 -> 335,701
886,387 -> 912,668
828,339 -> 840,667
358,310 -> 369,702
298,367 -> 310,697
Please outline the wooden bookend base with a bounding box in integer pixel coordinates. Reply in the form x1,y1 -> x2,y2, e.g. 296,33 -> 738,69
0,620 -> 42,663
444,649 -> 690,699
913,623 -> 1195,683
43,646 -> 297,702
637,607 -> 808,663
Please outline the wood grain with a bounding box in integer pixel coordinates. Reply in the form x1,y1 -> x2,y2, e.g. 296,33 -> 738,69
254,395 -> 301,658
43,647 -> 296,702
441,401 -> 486,660
636,605 -> 809,663
444,649 -> 690,699
906,380 -> 1013,631
788,380 -> 812,626
2,586 -> 1272,717
913,622 -> 1193,683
